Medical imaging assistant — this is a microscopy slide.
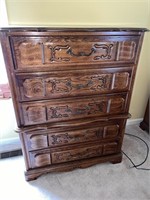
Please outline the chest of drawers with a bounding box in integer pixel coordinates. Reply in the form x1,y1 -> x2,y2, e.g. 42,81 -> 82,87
0,28 -> 146,181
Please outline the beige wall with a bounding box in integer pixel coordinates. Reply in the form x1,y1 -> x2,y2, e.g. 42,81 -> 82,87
5,0 -> 150,119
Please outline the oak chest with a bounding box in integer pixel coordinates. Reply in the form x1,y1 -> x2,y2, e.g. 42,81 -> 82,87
0,28 -> 146,181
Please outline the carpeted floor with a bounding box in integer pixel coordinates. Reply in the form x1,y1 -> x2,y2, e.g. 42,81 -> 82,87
0,125 -> 149,200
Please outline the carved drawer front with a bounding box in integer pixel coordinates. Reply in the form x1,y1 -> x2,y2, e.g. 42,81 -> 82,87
51,144 -> 103,164
10,35 -> 139,70
16,67 -> 132,101
23,120 -> 122,151
29,151 -> 51,168
51,142 -> 118,164
25,132 -> 48,151
21,94 -> 127,126
48,128 -> 103,147
25,127 -> 103,151
48,125 -> 119,147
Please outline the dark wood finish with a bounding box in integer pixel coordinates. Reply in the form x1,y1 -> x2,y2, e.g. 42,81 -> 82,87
140,99 -> 149,132
24,121 -> 120,150
10,34 -> 140,72
21,94 -> 127,126
0,28 -> 146,181
16,67 -> 132,101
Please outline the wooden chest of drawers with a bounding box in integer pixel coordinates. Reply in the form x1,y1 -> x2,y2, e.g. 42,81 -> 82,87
0,28 -> 146,181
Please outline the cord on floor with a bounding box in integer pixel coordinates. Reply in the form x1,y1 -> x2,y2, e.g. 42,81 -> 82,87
122,133 -> 150,171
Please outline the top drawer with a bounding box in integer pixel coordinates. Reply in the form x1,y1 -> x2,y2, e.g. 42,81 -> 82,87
10,34 -> 140,71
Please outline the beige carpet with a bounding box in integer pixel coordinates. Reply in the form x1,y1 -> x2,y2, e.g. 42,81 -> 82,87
0,125 -> 149,200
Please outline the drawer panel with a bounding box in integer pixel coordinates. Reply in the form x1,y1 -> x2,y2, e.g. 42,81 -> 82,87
16,67 -> 132,101
48,125 -> 118,147
51,142 -> 118,164
10,35 -> 139,70
51,144 -> 103,164
28,141 -> 118,168
49,124 -> 120,147
29,151 -> 51,168
23,120 -> 123,151
26,133 -> 48,150
21,94 -> 127,126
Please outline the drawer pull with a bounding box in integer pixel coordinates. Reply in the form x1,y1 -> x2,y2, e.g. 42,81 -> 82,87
67,47 -> 96,57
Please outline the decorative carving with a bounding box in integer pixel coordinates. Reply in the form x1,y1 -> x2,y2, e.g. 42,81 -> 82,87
94,44 -> 113,60
49,45 -> 70,62
48,105 -> 70,119
50,128 -> 103,146
51,133 -> 72,145
52,146 -> 103,163
48,43 -> 114,62
47,101 -> 107,120
49,79 -> 72,93
46,74 -> 111,94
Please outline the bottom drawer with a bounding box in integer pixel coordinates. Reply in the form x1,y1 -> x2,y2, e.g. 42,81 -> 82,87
51,144 -> 103,164
28,142 -> 118,168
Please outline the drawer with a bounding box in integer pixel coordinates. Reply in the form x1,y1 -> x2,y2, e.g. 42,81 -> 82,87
51,142 -> 118,164
51,144 -> 103,164
16,67 -> 132,101
28,142 -> 118,168
48,125 -> 119,147
21,94 -> 127,126
10,34 -> 140,71
23,119 -> 123,151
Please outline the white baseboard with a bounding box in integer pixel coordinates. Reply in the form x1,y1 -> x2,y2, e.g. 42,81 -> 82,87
126,118 -> 143,126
